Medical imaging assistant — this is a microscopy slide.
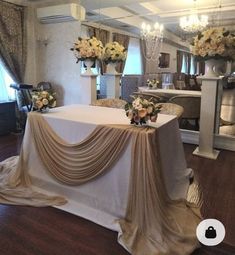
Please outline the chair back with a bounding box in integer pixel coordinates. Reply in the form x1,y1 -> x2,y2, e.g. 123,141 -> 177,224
37,82 -> 52,92
91,99 -> 127,109
10,84 -> 33,112
156,103 -> 184,119
169,95 -> 201,119
121,76 -> 139,103
132,92 -> 162,104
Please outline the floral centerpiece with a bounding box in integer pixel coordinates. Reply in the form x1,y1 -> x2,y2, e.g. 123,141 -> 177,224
147,78 -> 160,89
102,41 -> 127,64
190,27 -> 235,61
125,96 -> 162,125
70,36 -> 104,62
32,91 -> 56,112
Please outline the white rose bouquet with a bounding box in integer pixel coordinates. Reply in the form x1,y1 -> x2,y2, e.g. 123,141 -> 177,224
125,96 -> 162,125
71,37 -> 104,62
147,78 -> 160,89
102,41 -> 127,64
191,27 -> 235,61
32,91 -> 56,112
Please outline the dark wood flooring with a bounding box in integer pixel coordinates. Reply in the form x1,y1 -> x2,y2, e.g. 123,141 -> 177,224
0,133 -> 234,255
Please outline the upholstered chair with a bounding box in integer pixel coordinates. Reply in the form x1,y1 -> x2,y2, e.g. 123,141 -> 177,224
91,98 -> 127,109
169,95 -> 201,130
156,103 -> 184,120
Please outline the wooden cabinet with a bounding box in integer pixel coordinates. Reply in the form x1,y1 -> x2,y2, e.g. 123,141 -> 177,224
0,101 -> 16,135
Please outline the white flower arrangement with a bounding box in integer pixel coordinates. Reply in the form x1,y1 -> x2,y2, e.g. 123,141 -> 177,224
32,91 -> 56,112
71,37 -> 104,62
191,27 -> 235,61
103,41 -> 127,64
147,79 -> 160,89
125,96 -> 162,125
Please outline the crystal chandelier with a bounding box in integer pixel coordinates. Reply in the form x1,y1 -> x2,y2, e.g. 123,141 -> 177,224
179,0 -> 208,33
180,14 -> 208,33
140,22 -> 164,60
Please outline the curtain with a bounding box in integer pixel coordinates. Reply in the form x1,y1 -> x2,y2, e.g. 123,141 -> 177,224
87,26 -> 109,74
0,1 -> 27,83
187,53 -> 191,75
198,61 -> 205,75
176,50 -> 184,73
112,33 -> 130,73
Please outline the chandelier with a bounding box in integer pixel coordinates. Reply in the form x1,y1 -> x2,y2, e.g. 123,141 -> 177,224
180,14 -> 208,33
179,0 -> 208,33
140,22 -> 164,61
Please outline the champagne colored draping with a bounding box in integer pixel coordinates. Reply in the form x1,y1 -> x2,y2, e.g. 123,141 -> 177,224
0,112 -> 202,255
112,33 -> 130,73
0,1 -> 27,83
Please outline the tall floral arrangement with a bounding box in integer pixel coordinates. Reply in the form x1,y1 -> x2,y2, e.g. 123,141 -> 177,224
71,37 -> 104,62
190,27 -> 235,61
102,41 -> 127,64
125,96 -> 162,125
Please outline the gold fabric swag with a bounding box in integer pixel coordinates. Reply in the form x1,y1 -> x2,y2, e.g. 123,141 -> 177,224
0,113 -> 202,255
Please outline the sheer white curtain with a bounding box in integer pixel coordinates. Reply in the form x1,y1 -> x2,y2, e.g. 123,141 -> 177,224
0,60 -> 15,101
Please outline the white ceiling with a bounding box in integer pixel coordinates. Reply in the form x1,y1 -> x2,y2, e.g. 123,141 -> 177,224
80,0 -> 235,38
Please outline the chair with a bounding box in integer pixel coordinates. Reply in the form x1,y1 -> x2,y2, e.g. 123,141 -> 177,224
121,76 -> 139,103
10,83 -> 34,130
91,98 -> 127,109
132,92 -> 165,104
169,95 -> 201,130
156,103 -> 184,120
37,82 -> 53,92
10,83 -> 34,112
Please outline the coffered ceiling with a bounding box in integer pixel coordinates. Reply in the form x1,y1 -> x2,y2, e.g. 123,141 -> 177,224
80,0 -> 235,38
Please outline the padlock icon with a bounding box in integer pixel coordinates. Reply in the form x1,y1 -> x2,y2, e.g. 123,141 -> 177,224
205,226 -> 217,239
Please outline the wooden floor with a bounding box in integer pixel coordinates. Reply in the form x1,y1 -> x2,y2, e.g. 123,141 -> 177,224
0,133 -> 234,255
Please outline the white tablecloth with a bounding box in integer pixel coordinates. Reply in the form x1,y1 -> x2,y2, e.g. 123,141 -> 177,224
22,104 -> 192,230
139,87 -> 201,97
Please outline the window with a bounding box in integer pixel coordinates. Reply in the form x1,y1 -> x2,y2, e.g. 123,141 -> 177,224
0,60 -> 15,101
123,37 -> 142,75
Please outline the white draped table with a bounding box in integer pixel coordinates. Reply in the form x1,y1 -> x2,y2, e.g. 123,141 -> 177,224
20,104 -> 193,231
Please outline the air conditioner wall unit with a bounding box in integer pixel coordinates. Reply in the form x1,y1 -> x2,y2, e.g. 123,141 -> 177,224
37,3 -> 86,24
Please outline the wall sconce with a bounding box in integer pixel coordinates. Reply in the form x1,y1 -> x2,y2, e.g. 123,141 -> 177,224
37,36 -> 49,46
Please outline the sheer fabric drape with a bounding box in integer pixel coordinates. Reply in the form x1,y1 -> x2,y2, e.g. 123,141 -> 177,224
0,1 -> 27,83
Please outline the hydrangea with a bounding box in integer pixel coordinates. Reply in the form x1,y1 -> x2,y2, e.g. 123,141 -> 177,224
190,27 -> 235,61
71,37 -> 104,62
102,41 -> 127,64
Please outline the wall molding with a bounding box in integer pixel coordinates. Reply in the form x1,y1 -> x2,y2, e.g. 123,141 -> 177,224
181,129 -> 235,152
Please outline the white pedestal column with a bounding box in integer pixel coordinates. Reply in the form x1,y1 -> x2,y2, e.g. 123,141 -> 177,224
80,74 -> 97,105
193,77 -> 222,159
103,74 -> 121,99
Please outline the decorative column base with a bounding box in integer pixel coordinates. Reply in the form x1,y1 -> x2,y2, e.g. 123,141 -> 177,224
193,147 -> 220,160
80,74 -> 97,105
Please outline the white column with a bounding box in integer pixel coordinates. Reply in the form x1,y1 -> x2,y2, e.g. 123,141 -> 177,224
80,74 -> 97,105
103,74 -> 121,99
193,77 -> 222,159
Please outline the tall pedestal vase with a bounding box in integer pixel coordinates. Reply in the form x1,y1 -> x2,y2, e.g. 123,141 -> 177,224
106,62 -> 118,74
83,59 -> 95,75
204,59 -> 225,78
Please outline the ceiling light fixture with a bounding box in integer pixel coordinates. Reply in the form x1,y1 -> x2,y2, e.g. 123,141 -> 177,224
179,0 -> 208,33
140,22 -> 164,61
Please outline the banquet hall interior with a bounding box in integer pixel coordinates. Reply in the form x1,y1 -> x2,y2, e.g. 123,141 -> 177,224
0,0 -> 235,255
